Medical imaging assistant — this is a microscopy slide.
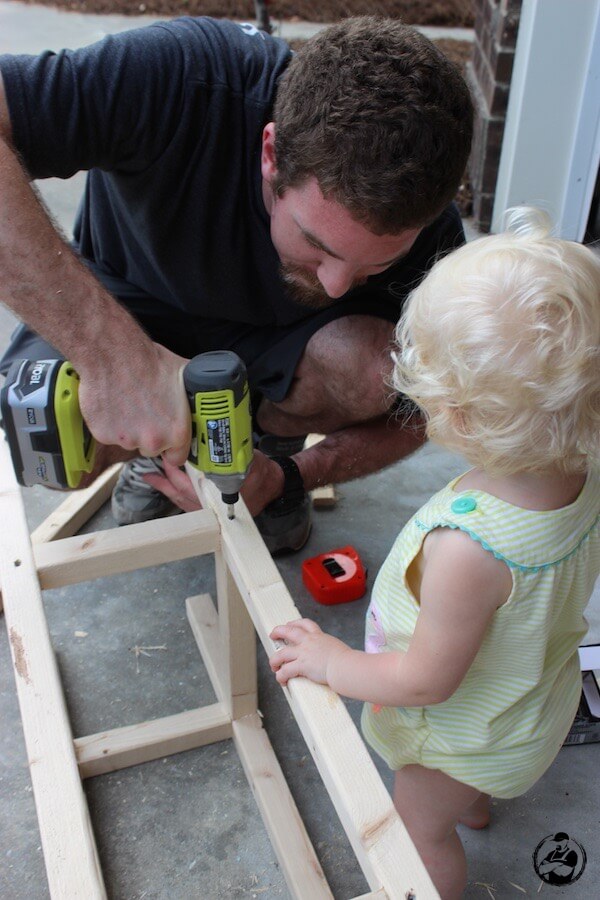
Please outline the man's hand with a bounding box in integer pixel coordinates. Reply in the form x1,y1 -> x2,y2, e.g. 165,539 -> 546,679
269,619 -> 351,686
142,459 -> 202,512
238,450 -> 285,514
77,342 -> 191,467
143,450 -> 286,517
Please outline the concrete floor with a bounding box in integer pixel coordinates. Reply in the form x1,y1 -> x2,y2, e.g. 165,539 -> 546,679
1,5 -> 599,899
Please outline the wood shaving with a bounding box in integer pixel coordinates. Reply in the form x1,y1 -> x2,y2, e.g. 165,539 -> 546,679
474,883 -> 497,900
129,644 -> 167,673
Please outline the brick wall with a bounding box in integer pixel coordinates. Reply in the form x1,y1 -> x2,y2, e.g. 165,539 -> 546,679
466,0 -> 522,231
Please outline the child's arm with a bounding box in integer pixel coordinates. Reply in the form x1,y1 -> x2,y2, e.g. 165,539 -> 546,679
269,527 -> 512,707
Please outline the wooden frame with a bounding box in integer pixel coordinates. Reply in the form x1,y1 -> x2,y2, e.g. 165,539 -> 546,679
0,440 -> 437,899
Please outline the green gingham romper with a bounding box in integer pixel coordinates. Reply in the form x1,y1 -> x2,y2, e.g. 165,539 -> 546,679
361,471 -> 600,798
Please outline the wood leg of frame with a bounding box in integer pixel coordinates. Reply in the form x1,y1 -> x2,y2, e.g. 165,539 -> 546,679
186,593 -> 227,705
0,464 -> 123,615
232,712 -> 333,900
74,703 -> 233,779
215,549 -> 258,720
0,442 -> 107,898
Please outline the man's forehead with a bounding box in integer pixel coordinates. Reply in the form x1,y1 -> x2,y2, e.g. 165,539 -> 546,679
291,180 -> 420,263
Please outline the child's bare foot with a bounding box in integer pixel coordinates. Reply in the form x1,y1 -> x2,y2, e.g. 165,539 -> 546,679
458,793 -> 491,829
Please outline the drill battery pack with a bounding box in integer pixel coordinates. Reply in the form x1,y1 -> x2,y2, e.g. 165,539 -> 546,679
1,358 -> 95,489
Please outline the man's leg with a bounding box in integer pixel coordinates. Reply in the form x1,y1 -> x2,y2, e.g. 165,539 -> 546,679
256,315 -> 396,436
251,315 -> 406,554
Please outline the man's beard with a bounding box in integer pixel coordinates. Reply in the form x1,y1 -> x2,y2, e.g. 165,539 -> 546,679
280,263 -> 334,309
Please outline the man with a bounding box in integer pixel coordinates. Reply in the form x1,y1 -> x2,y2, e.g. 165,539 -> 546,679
0,16 -> 473,552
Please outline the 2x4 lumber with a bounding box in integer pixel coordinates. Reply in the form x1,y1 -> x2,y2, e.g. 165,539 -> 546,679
30,463 -> 123,544
190,592 -> 324,893
74,703 -> 232,779
0,439 -> 107,899
215,549 -> 258,719
190,469 -> 439,900
232,713 -> 333,900
0,464 -> 123,614
305,434 -> 337,507
187,591 -> 258,719
186,593 -> 227,705
33,508 -> 219,589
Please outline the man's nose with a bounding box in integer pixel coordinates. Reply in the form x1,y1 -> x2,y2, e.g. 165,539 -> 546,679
317,260 -> 356,299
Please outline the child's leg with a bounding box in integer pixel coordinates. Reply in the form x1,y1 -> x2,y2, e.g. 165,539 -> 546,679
393,764 -> 485,900
459,792 -> 490,830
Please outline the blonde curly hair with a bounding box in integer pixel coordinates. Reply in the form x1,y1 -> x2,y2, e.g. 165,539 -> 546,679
393,208 -> 600,475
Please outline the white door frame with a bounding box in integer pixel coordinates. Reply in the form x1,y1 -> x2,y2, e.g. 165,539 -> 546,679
492,0 -> 600,239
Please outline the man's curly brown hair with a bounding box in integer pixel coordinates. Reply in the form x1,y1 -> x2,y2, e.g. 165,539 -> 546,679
272,17 -> 473,234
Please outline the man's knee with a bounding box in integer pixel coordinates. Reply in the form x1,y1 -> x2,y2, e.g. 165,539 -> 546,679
300,315 -> 396,421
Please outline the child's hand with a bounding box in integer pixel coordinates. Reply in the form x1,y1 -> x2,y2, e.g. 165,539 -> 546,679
269,619 -> 351,686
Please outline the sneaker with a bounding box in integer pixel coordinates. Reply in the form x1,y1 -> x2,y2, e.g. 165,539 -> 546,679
111,441 -> 312,553
254,492 -> 312,556
111,457 -> 180,526
253,434 -> 312,555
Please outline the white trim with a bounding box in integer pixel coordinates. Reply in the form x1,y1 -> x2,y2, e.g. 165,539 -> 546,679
492,0 -> 600,239
562,10 -> 600,239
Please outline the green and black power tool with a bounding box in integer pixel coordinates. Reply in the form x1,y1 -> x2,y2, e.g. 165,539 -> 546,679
183,350 -> 253,518
1,350 -> 253,518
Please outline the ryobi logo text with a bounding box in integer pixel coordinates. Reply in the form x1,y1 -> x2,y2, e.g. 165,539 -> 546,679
29,363 -> 46,385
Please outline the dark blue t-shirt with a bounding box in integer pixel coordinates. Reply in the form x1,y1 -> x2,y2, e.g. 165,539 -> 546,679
0,17 -> 464,327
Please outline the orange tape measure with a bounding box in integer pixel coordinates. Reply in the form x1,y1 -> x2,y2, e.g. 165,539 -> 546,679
302,546 -> 367,605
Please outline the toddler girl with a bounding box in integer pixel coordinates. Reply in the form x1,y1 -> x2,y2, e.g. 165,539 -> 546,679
269,208 -> 600,899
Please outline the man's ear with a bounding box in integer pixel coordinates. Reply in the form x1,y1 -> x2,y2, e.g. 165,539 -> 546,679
261,122 -> 277,181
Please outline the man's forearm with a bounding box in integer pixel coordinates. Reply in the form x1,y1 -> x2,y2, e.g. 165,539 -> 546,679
0,135 -> 151,369
0,137 -> 191,463
291,413 -> 426,491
